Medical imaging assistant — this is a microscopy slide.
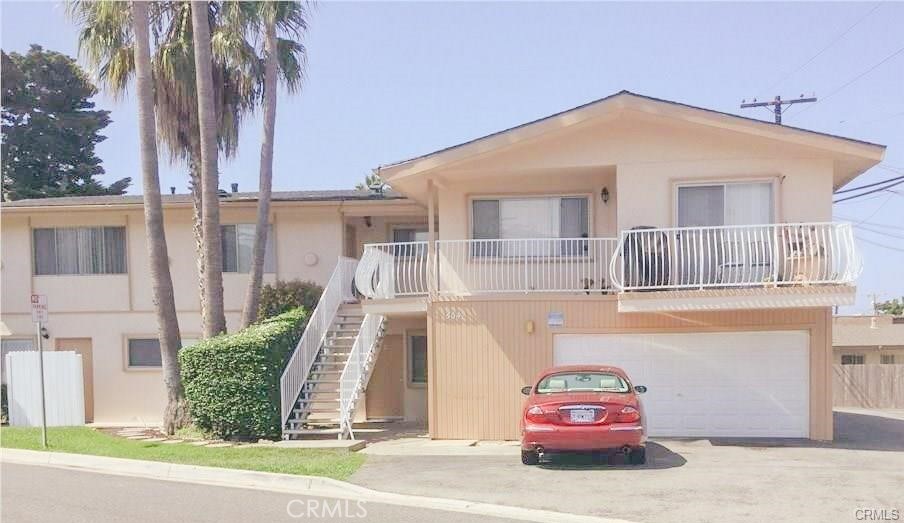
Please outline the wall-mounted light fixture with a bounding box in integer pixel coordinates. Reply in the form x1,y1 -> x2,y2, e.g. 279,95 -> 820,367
600,187 -> 610,204
364,216 -> 372,228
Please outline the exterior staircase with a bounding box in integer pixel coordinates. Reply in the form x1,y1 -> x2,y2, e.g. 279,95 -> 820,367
280,258 -> 388,440
283,305 -> 366,438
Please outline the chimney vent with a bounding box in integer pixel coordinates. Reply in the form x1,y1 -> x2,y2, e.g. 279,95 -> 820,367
231,183 -> 239,193
170,187 -> 176,195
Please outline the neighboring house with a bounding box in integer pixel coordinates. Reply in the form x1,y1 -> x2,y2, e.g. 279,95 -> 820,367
0,189 -> 427,424
0,91 -> 886,441
834,315 -> 904,365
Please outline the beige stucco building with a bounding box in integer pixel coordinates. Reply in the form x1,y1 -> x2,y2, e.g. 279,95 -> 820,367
1,91 -> 886,440
833,315 -> 904,365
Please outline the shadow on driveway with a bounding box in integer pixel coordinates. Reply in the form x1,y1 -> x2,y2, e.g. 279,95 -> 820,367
704,410 -> 904,452
537,442 -> 686,470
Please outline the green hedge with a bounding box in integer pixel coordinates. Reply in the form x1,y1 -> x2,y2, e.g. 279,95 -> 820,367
179,308 -> 308,440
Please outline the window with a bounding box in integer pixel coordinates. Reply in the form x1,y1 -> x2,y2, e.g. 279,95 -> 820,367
1,338 -> 35,384
677,182 -> 773,227
536,372 -> 629,393
841,354 -> 865,365
471,196 -> 589,256
221,224 -> 275,273
408,334 -> 427,385
392,227 -> 429,257
33,227 -> 127,275
881,354 -> 896,365
127,338 -> 199,368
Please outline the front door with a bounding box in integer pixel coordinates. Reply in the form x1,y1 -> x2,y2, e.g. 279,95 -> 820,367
365,334 -> 404,418
54,338 -> 94,422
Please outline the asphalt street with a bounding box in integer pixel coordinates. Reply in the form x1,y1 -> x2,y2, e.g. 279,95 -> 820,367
1,463 -> 524,523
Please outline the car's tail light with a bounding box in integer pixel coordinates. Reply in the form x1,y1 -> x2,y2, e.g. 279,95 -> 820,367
525,406 -> 547,423
615,406 -> 640,423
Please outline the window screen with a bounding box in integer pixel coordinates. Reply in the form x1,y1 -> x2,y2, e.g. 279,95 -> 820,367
409,334 -> 427,384
127,339 -> 162,368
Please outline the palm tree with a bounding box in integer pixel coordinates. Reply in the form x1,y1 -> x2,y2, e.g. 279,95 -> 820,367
131,0 -> 189,434
70,0 -> 257,337
191,0 -> 227,337
240,1 -> 308,327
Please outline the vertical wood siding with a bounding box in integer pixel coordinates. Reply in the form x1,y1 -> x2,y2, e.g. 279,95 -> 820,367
429,296 -> 831,440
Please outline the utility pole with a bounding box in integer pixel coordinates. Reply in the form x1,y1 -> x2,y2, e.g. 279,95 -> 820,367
740,95 -> 817,124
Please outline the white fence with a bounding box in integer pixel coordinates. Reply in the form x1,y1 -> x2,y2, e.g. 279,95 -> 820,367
436,238 -> 619,295
355,242 -> 430,299
280,257 -> 357,428
611,222 -> 860,291
5,351 -> 85,426
338,313 -> 384,439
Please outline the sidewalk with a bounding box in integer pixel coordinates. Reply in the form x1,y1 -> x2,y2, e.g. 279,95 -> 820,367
0,448 -> 632,523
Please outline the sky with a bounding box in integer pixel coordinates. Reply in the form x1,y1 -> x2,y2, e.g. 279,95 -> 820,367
1,1 -> 902,313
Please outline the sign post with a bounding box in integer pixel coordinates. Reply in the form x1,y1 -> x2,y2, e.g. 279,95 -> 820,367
30,294 -> 48,449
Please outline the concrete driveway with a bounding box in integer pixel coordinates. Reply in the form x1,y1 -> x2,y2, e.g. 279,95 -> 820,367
351,410 -> 904,523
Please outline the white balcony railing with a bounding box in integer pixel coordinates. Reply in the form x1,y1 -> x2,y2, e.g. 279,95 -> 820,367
280,256 -> 357,428
436,238 -> 620,295
352,223 -> 860,300
609,222 -> 861,291
355,242 -> 429,299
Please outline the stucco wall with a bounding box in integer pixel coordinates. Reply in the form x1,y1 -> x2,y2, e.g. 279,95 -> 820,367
0,201 -> 413,423
426,113 -> 835,237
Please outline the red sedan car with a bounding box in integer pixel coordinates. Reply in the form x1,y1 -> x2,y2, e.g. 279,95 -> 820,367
520,365 -> 647,465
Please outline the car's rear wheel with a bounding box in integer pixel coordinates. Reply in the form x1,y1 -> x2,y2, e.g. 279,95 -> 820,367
521,450 -> 539,465
628,447 -> 646,465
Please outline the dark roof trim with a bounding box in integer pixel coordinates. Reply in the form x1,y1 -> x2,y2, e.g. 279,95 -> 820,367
2,189 -> 408,209
379,90 -> 886,170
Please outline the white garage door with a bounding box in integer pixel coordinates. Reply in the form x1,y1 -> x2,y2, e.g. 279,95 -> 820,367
554,331 -> 810,438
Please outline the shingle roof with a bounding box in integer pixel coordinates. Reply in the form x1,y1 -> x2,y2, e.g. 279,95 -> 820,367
1,189 -> 407,208
833,316 -> 904,347
379,90 -> 886,170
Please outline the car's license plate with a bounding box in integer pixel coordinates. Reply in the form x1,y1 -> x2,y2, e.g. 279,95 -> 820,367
570,409 -> 595,423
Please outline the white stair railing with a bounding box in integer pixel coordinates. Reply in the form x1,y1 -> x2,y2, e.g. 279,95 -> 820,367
280,257 -> 357,429
355,242 -> 429,299
338,313 -> 385,439
609,222 -> 861,291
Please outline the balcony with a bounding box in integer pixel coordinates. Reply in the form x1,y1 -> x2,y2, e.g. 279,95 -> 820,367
354,222 -> 860,312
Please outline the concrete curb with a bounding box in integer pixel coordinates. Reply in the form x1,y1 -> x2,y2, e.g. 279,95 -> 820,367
1,449 -> 634,523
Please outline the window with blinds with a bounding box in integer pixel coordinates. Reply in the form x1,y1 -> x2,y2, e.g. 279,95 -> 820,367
32,227 -> 127,275
221,224 -> 276,273
471,196 -> 590,256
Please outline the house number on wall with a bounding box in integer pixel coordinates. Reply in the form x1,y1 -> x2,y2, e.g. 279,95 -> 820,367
440,308 -> 466,322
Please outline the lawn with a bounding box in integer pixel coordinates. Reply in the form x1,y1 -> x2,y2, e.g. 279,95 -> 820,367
0,427 -> 365,481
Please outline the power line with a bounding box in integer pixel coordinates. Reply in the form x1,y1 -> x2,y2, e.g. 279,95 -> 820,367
855,224 -> 904,240
836,215 -> 904,230
857,235 -> 904,253
759,2 -> 884,96
796,44 -> 904,116
833,178 -> 904,203
835,174 -> 904,194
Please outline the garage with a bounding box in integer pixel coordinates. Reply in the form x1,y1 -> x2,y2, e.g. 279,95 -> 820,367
553,331 -> 810,438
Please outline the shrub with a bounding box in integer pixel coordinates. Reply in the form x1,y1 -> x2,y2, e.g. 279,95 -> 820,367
179,308 -> 308,440
258,280 -> 323,321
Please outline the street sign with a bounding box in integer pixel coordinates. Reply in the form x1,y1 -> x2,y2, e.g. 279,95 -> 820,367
30,294 -> 48,323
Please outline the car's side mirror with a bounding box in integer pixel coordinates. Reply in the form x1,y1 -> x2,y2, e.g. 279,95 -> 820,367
521,386 -> 532,396
634,385 -> 647,394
